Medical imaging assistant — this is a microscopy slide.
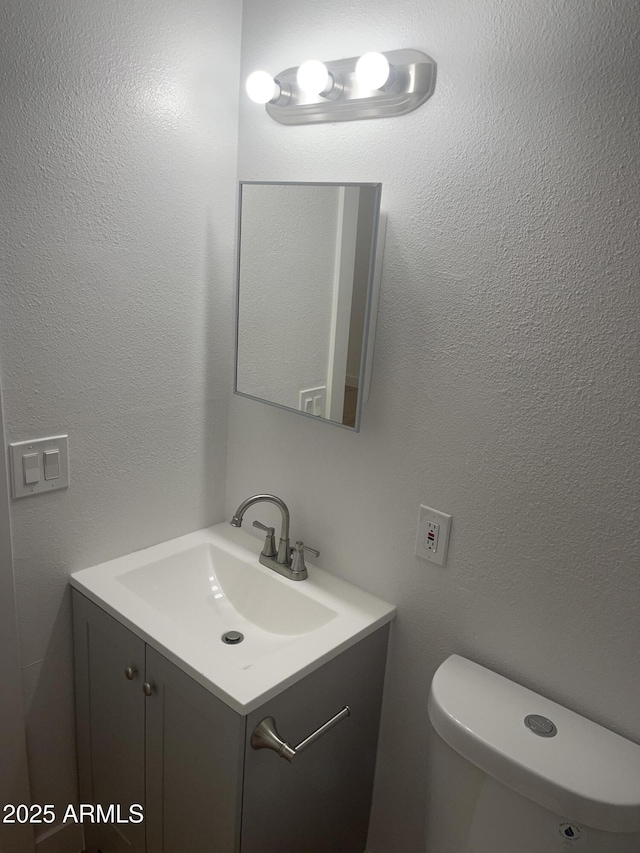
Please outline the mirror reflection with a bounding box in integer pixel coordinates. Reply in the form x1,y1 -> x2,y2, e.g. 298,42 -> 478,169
235,182 -> 382,430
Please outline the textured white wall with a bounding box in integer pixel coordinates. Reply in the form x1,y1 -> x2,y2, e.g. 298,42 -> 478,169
0,0 -> 241,832
230,1 -> 640,850
0,389 -> 34,853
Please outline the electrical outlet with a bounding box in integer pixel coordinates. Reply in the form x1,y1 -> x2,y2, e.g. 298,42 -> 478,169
425,521 -> 439,553
415,504 -> 451,566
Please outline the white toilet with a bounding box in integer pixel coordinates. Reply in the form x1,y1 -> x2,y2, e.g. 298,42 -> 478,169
426,655 -> 640,852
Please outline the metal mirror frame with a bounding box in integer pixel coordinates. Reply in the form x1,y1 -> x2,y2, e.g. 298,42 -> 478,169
233,180 -> 384,432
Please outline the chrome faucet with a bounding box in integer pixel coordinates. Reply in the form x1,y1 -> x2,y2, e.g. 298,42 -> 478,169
230,494 -> 319,581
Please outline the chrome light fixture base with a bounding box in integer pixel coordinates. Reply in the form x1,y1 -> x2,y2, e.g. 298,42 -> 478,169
265,49 -> 436,125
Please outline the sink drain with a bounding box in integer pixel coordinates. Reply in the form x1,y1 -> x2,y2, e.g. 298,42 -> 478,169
222,631 -> 244,645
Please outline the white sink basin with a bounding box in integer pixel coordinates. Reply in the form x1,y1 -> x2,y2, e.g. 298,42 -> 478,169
70,523 -> 395,714
116,541 -> 338,669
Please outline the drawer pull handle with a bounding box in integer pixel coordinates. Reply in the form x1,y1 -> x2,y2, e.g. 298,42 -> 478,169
251,706 -> 350,763
143,682 -> 155,697
124,666 -> 137,681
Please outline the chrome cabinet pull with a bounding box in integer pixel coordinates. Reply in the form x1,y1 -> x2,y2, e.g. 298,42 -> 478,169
251,706 -> 350,763
124,666 -> 137,681
143,682 -> 155,697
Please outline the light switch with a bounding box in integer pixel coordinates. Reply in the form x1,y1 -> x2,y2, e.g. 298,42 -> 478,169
22,453 -> 40,485
9,435 -> 69,498
44,449 -> 60,480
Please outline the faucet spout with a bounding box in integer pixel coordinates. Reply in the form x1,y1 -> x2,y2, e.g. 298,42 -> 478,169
230,494 -> 291,565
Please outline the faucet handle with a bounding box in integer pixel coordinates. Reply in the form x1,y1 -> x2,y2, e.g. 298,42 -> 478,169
290,540 -> 319,576
253,520 -> 277,558
300,542 -> 320,558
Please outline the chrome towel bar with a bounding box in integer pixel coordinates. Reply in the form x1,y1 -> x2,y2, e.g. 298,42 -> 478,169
250,706 -> 350,762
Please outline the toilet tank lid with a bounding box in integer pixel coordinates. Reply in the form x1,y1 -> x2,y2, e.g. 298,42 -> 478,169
428,655 -> 640,834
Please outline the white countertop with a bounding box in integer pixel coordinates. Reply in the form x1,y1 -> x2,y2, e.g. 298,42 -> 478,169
70,522 -> 396,715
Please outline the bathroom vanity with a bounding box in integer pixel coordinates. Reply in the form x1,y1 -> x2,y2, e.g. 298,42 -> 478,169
71,524 -> 395,852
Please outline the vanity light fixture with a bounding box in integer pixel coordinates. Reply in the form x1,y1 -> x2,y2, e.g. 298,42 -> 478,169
354,52 -> 394,90
244,48 -> 436,125
296,60 -> 333,97
245,70 -> 290,105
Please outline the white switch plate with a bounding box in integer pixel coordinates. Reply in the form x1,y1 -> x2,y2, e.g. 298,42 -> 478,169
415,504 -> 452,566
9,435 -> 69,498
298,385 -> 327,417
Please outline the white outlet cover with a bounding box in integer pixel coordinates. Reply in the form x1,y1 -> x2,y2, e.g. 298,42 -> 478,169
415,504 -> 452,566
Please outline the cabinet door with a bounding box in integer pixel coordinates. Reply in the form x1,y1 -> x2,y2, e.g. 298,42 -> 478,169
144,647 -> 245,853
241,627 -> 389,853
73,591 -> 146,853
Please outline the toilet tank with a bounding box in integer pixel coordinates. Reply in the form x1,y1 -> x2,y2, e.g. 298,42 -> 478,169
426,655 -> 640,853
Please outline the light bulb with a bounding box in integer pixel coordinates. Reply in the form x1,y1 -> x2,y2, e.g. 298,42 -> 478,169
297,60 -> 331,96
245,70 -> 279,104
355,52 -> 391,90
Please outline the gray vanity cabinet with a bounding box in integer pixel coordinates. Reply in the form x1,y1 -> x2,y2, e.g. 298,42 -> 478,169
73,591 -> 244,853
240,625 -> 389,853
144,646 -> 244,852
73,591 -> 147,853
73,590 -> 389,853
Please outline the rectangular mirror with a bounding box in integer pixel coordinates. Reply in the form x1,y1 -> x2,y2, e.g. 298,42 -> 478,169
234,181 -> 383,431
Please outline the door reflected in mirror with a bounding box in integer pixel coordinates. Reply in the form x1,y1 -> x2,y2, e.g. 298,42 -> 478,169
235,182 -> 383,431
